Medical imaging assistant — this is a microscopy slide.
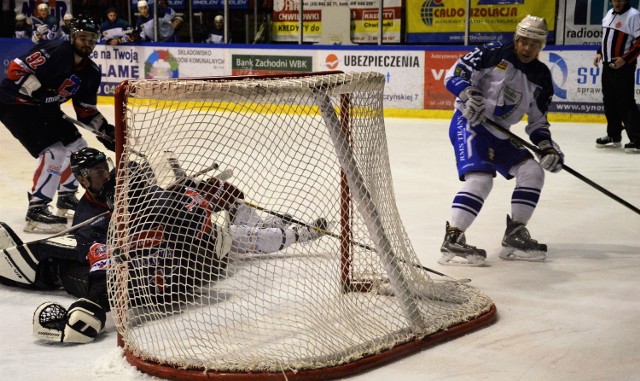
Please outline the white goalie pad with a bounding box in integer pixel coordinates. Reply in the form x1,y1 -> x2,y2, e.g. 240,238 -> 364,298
0,222 -> 38,286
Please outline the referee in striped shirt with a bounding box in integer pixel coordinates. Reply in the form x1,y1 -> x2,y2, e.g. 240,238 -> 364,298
594,0 -> 640,152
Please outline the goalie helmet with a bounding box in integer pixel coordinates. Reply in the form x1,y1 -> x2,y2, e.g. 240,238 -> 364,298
71,147 -> 107,178
514,15 -> 548,49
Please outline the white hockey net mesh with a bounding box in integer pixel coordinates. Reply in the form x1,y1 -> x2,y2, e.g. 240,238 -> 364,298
107,72 -> 494,378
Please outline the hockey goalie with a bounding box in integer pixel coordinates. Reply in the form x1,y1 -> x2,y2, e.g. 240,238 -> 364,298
0,147 -> 328,344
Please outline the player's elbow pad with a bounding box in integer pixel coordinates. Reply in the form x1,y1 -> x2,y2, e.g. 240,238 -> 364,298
19,75 -> 42,97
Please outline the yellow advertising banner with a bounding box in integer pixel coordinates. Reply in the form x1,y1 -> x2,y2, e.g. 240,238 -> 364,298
406,0 -> 556,44
272,0 -> 402,43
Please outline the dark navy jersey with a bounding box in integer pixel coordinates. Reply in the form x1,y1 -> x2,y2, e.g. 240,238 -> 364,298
73,191 -> 111,263
0,40 -> 102,121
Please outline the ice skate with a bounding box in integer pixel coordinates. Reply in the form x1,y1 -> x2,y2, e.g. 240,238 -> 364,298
624,141 -> 640,153
56,191 -> 79,219
595,136 -> 621,148
294,218 -> 328,243
438,222 -> 486,266
499,215 -> 547,262
25,201 -> 68,234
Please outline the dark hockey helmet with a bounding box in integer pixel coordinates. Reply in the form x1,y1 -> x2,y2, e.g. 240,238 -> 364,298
71,147 -> 107,178
71,17 -> 100,39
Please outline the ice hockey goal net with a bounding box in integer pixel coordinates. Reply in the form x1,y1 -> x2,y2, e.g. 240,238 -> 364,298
108,71 -> 496,380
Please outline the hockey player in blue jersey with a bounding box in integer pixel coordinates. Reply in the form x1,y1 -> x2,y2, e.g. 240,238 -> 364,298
100,8 -> 134,46
439,15 -> 564,266
0,17 -> 115,234
31,3 -> 60,43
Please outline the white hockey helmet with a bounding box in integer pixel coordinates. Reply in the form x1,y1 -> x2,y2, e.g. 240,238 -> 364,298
514,15 -> 548,49
137,0 -> 148,9
63,13 -> 74,22
37,3 -> 48,11
15,13 -> 27,21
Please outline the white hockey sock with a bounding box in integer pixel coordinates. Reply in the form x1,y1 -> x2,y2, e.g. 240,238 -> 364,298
509,159 -> 544,224
450,172 -> 493,231
230,225 -> 297,254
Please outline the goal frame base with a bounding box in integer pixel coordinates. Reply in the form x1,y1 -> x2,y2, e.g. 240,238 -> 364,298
119,305 -> 496,381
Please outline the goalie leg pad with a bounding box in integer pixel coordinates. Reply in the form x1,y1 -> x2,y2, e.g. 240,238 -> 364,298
0,223 -> 38,287
33,298 -> 106,344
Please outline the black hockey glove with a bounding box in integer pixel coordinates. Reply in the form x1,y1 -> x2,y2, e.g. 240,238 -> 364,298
537,140 -> 564,173
35,88 -> 62,121
97,120 -> 116,152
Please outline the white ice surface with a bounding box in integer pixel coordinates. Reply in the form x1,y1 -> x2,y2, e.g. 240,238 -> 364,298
1,104 -> 639,381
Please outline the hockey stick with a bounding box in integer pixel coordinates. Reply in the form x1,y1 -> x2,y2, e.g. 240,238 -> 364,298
485,119 -> 640,215
62,114 -> 114,142
243,201 -> 471,284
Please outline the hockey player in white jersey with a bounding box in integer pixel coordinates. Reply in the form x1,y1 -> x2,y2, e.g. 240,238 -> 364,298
439,15 -> 564,266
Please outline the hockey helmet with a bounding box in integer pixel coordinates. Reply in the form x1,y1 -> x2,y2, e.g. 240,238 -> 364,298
63,14 -> 74,22
137,0 -> 149,9
71,17 -> 100,39
71,147 -> 108,178
514,15 -> 548,49
36,3 -> 48,11
15,13 -> 27,21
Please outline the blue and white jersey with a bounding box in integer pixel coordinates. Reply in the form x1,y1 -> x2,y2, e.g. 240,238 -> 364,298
157,6 -> 176,42
15,25 -> 33,39
31,15 -> 60,42
136,14 -> 155,42
100,18 -> 133,44
445,41 -> 554,145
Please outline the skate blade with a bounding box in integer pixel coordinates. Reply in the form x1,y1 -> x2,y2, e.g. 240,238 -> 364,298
499,247 -> 546,262
23,221 -> 67,234
56,208 -> 75,219
438,253 -> 486,267
596,143 -> 621,148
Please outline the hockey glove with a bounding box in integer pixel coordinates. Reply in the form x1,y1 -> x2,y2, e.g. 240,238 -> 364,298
537,140 -> 564,173
89,116 -> 116,151
199,178 -> 245,212
35,88 -> 61,120
459,86 -> 486,126
33,298 -> 106,344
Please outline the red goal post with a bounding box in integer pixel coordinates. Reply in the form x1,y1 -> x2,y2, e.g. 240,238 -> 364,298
110,71 -> 496,380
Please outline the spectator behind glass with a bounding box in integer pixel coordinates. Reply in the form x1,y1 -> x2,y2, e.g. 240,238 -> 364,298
100,7 -> 134,46
32,3 -> 60,43
205,15 -> 229,43
15,13 -> 33,40
135,0 -> 155,42
60,14 -> 74,41
157,0 -> 180,42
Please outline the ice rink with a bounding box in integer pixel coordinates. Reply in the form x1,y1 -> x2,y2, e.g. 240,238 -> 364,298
1,104 -> 639,381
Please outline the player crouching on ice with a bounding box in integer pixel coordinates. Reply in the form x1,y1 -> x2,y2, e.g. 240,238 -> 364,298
439,15 -> 564,266
0,17 -> 115,234
0,147 -> 328,343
